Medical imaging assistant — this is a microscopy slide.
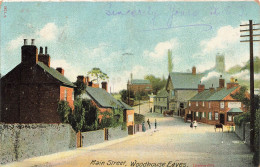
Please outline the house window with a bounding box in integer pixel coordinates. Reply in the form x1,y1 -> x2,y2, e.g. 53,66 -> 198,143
72,91 -> 74,101
196,112 -> 199,117
202,112 -> 205,118
228,115 -> 232,122
64,89 -> 67,101
189,110 -> 191,114
189,101 -> 191,107
209,112 -> 212,120
196,102 -> 198,106
202,101 -> 205,107
215,112 -> 219,120
171,90 -> 175,97
209,102 -> 211,108
220,101 -> 224,109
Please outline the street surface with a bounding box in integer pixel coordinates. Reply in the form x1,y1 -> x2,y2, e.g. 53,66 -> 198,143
5,102 -> 254,167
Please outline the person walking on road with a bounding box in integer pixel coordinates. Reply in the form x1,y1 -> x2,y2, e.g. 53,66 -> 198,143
190,121 -> 193,128
147,119 -> 151,129
155,119 -> 157,129
193,120 -> 198,129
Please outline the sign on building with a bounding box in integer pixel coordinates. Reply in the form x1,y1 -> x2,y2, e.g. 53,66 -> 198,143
128,115 -> 133,122
228,102 -> 241,108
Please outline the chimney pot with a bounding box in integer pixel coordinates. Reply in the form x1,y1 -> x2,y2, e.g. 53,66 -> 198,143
56,67 -> 64,75
24,39 -> 28,45
40,47 -> 43,54
31,39 -> 35,45
102,81 -> 108,92
45,47 -> 48,55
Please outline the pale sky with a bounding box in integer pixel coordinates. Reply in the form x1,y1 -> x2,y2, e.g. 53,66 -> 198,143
1,1 -> 259,92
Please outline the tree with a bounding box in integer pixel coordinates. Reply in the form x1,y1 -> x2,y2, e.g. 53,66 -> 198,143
168,49 -> 173,73
87,68 -> 109,83
57,101 -> 72,123
231,86 -> 250,110
119,89 -> 134,102
145,75 -> 167,94
73,80 -> 86,98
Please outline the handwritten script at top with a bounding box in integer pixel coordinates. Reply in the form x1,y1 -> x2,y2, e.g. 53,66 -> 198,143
105,4 -> 246,32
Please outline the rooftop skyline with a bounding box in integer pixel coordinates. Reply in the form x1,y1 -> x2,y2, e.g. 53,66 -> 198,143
1,1 -> 259,92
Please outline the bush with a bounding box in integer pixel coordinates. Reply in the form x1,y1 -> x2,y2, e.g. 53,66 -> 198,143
234,112 -> 250,126
134,113 -> 145,124
57,101 -> 72,123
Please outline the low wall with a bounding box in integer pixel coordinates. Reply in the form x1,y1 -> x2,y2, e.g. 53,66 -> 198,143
0,123 -> 76,165
81,126 -> 128,147
235,122 -> 250,146
81,129 -> 104,147
108,126 -> 128,141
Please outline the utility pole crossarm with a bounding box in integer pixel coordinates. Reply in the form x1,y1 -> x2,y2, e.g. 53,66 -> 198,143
240,40 -> 260,42
240,34 -> 260,37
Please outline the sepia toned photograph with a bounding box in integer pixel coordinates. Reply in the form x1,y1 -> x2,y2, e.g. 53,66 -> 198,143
0,1 -> 259,167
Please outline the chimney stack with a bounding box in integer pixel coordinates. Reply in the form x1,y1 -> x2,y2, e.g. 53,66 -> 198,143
192,66 -> 196,75
209,84 -> 215,92
227,77 -> 239,89
24,39 -> 28,45
219,75 -> 225,89
38,46 -> 50,67
101,82 -> 108,92
198,81 -> 205,93
31,39 -> 35,45
56,67 -> 64,75
21,39 -> 38,65
77,75 -> 86,84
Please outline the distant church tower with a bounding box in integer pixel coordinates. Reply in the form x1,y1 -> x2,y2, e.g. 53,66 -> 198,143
215,53 -> 225,73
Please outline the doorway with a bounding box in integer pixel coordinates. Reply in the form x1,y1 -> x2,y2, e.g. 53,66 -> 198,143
220,114 -> 225,124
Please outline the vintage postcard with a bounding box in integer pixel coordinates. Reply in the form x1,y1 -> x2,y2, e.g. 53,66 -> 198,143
0,0 -> 259,167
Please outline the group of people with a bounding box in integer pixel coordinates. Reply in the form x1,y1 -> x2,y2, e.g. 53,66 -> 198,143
142,118 -> 157,131
190,120 -> 198,129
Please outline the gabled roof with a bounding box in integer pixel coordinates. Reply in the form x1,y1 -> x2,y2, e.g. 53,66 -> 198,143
37,62 -> 75,87
169,72 -> 204,89
190,90 -> 215,101
86,87 -> 122,108
190,86 -> 238,101
117,100 -> 133,110
131,79 -> 150,85
155,89 -> 168,98
207,87 -> 237,101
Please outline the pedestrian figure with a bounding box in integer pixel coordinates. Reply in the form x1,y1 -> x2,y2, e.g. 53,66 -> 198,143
155,119 -> 157,129
190,121 -> 193,128
147,119 -> 151,129
193,120 -> 198,129
142,121 -> 146,132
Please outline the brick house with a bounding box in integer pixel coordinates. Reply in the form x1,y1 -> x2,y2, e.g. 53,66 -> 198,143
127,74 -> 152,95
0,39 -> 75,123
154,89 -> 168,114
166,67 -> 210,116
77,76 -> 134,127
185,77 -> 248,125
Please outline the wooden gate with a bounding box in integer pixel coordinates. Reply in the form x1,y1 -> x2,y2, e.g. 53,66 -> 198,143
128,125 -> 134,135
76,131 -> 82,148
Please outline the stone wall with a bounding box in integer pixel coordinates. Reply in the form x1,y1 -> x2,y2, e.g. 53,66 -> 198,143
81,126 -> 128,147
108,126 -> 128,141
0,123 -> 76,165
81,129 -> 104,147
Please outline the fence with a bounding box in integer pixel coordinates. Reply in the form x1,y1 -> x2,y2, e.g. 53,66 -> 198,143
235,122 -> 250,146
0,123 -> 76,165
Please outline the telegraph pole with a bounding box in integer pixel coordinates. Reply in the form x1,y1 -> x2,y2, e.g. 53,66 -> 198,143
240,20 -> 260,152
